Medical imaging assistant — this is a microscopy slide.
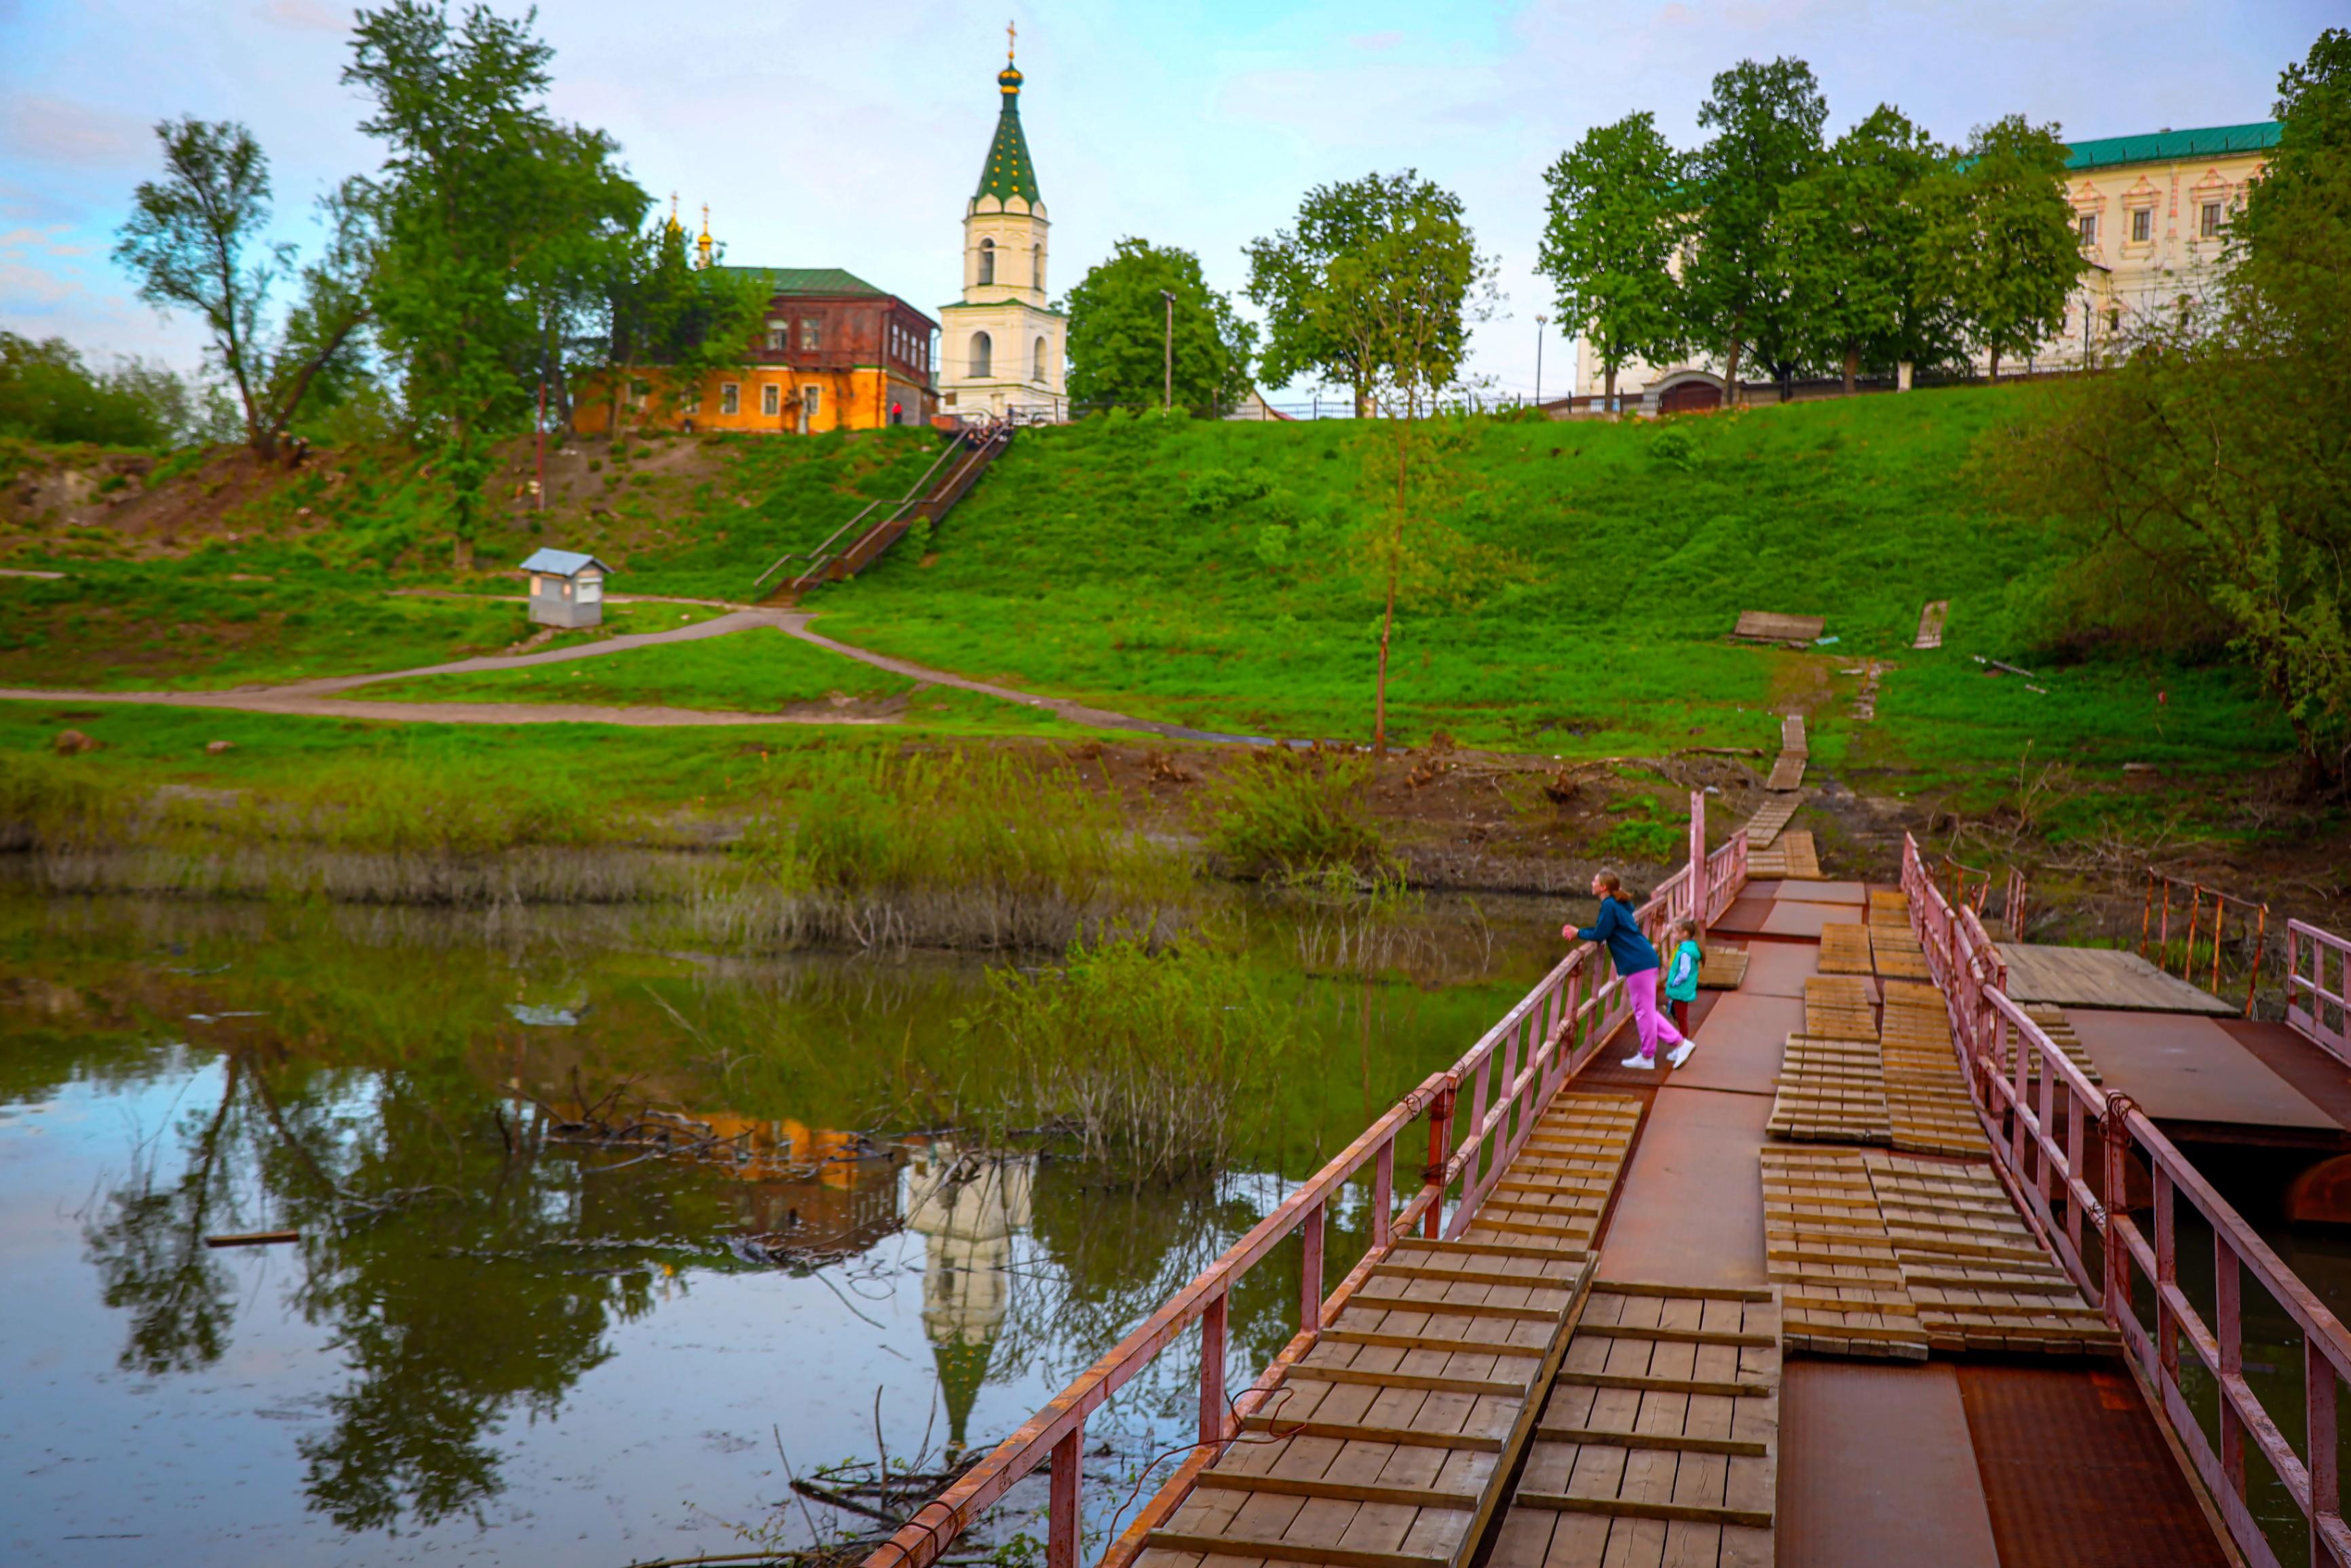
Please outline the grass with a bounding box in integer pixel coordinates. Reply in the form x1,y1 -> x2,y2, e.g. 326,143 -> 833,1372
795,389 -> 2289,780
0,568 -> 727,691
356,626 -> 911,712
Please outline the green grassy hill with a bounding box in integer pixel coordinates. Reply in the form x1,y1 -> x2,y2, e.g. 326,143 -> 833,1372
810,389 -> 2287,784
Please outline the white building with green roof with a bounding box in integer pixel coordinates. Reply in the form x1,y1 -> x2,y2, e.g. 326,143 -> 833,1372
938,45 -> 1067,423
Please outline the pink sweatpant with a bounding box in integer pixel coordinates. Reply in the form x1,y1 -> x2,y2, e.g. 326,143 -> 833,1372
1627,968 -> 1686,1059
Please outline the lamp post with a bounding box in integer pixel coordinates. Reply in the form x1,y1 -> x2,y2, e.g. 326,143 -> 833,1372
1161,290 -> 1176,412
1533,315 -> 1548,411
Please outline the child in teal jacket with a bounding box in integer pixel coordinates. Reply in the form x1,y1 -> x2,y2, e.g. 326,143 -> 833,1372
1662,919 -> 1702,1036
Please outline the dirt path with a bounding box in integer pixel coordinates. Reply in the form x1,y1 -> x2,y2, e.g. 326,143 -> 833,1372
0,604 -> 1272,742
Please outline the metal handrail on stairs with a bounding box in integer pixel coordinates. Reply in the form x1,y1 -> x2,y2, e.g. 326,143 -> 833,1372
751,421 -> 1009,596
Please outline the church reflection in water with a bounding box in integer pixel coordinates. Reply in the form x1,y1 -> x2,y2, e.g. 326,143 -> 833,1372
906,1141 -> 1033,1455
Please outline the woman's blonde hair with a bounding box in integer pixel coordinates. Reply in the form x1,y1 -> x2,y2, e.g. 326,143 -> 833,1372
1594,870 -> 1637,906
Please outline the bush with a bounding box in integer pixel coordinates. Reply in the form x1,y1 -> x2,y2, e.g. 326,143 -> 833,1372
1202,747 -> 1392,877
1183,467 -> 1271,514
956,934 -> 1286,1183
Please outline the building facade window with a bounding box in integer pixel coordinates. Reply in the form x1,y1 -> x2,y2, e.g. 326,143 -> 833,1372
799,318 -> 821,351
2200,202 -> 2223,238
762,384 -> 781,417
978,238 -> 995,286
2078,212 -> 2098,244
767,324 -> 788,351
2130,208 -> 2152,244
970,330 -> 993,377
720,383 -> 740,415
1033,336 -> 1048,383
803,385 -> 821,417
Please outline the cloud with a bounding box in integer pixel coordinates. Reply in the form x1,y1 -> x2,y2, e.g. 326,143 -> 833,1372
1351,31 -> 1404,52
0,94 -> 150,170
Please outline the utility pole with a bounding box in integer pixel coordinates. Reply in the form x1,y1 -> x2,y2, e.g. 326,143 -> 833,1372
1161,289 -> 1176,411
1533,315 -> 1548,411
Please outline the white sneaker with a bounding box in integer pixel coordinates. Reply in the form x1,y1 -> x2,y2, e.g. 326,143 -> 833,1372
1666,1040 -> 1697,1069
1620,1052 -> 1656,1070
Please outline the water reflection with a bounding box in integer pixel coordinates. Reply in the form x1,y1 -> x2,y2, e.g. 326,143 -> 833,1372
0,891 -> 1552,1565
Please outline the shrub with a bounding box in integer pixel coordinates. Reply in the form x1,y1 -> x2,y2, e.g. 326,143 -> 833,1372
1183,467 -> 1270,514
1202,748 -> 1392,878
956,933 -> 1286,1183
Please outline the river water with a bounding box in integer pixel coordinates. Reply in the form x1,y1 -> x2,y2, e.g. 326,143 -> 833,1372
0,892 -> 1560,1567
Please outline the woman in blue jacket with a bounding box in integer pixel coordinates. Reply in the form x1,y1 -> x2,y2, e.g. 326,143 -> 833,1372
1570,871 -> 1694,1071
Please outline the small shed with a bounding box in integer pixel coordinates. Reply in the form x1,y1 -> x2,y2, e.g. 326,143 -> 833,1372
518,548 -> 613,629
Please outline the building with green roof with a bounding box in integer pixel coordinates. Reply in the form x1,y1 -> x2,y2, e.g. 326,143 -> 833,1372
938,42 -> 1067,423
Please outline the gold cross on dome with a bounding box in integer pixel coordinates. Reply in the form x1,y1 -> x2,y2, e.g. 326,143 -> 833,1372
1007,19 -> 1016,60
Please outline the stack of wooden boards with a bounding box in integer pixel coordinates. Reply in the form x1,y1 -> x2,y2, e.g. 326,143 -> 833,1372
1867,892 -> 1930,979
2016,1001 -> 2103,1086
1766,975 -> 1985,1160
1136,1094 -> 1645,1568
1697,946 -> 1751,991
1763,1147 -> 2113,1359
1730,611 -> 1824,647
1490,1284 -> 1780,1568
1765,714 -> 1808,792
1744,830 -> 1820,879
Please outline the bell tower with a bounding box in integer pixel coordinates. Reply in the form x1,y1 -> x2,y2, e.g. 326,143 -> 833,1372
938,27 -> 1067,421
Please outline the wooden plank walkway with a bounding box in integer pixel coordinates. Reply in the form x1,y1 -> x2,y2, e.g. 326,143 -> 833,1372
1871,1158 -> 2116,1356
2017,1002 -> 2103,1085
1767,1035 -> 1888,1144
1763,715 -> 1809,792
1802,975 -> 1877,1041
1738,795 -> 1801,849
1745,830 -> 1819,879
1913,600 -> 1948,650
1817,922 -> 1874,976
1764,1147 -> 1926,1361
1878,982 -> 1987,1159
1136,1096 -> 1643,1568
1995,943 -> 2236,1016
1487,1284 -> 1780,1568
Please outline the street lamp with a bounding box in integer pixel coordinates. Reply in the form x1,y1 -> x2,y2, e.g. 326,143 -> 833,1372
1533,315 -> 1549,410
1162,290 -> 1177,412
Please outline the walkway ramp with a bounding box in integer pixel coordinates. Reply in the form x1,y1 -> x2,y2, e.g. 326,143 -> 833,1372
1997,942 -> 2235,1015
1135,1095 -> 1641,1568
1488,1284 -> 1780,1568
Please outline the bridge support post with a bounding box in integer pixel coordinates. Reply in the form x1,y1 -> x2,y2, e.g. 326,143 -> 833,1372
1299,1202 -> 1326,1337
1423,1087 -> 1454,1240
1199,1289 -> 1228,1450
1048,1425 -> 1081,1568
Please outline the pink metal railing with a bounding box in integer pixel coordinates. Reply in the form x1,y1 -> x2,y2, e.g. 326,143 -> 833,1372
864,797 -> 1742,1568
1905,834 -> 2351,1568
2142,869 -> 2271,1019
2289,920 -> 2351,1069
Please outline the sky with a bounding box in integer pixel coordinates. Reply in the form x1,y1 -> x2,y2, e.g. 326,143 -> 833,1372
0,0 -> 2333,404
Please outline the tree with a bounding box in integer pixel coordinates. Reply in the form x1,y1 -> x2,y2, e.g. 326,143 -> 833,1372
1244,172 -> 1478,416
1683,58 -> 1827,402
0,332 -> 202,447
1063,237 -> 1255,412
113,118 -> 377,456
1302,185 -> 1495,750
1988,31 -> 2351,784
597,214 -> 767,432
348,0 -> 644,567
1535,113 -> 1687,409
1914,115 -> 2083,380
1776,106 -> 1948,392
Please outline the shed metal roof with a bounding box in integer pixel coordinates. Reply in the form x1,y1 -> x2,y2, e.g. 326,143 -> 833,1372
2065,121 -> 2280,172
518,548 -> 612,577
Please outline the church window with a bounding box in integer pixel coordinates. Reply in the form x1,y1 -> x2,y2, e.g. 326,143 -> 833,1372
2130,208 -> 2152,244
720,382 -> 740,415
1031,244 -> 1044,290
978,239 -> 996,286
762,384 -> 781,417
2200,202 -> 2223,239
1033,336 -> 1048,383
971,330 -> 993,378
800,317 -> 821,351
2078,213 -> 2097,245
